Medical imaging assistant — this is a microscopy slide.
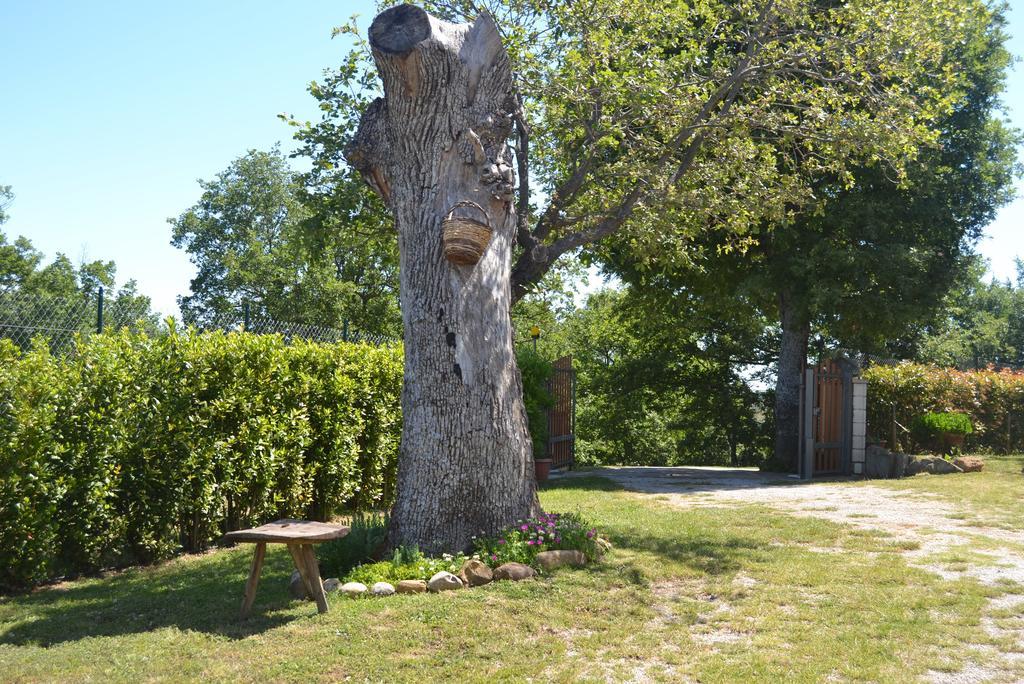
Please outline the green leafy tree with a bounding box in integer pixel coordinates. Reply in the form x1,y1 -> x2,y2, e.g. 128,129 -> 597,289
170,148 -> 400,335
916,258 -> 1024,368
1,189 -> 155,349
605,5 -> 1018,468
0,186 -> 12,226
562,286 -> 772,467
281,26 -> 401,337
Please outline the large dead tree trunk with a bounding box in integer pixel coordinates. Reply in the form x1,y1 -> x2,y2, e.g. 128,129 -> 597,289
345,5 -> 539,553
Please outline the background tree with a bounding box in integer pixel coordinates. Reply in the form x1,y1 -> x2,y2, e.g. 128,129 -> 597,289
915,258 -> 1024,369
0,185 -> 12,226
169,148 -> 400,335
554,284 -> 773,467
603,5 -> 1018,468
1,189 -> 155,349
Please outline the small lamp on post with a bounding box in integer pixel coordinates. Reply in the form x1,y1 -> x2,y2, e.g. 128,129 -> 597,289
529,324 -> 541,353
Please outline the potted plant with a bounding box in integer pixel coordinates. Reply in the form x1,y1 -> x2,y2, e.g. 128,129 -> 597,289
534,455 -> 553,482
911,412 -> 973,455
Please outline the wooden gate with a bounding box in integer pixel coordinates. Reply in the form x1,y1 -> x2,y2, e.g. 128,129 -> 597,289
800,358 -> 853,478
546,356 -> 576,470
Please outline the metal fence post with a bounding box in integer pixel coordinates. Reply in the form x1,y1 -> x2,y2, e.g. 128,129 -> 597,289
243,301 -> 251,331
343,319 -> 349,343
96,287 -> 104,334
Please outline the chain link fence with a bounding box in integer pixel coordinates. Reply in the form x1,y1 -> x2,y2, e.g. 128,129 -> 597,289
0,288 -> 396,353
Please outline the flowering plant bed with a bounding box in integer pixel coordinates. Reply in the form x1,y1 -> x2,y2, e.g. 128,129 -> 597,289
472,512 -> 603,568
316,511 -> 607,597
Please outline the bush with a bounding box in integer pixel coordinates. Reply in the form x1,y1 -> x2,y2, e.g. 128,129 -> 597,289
912,412 -> 973,439
315,512 -> 389,579
0,329 -> 402,591
342,548 -> 468,585
863,362 -> 1023,453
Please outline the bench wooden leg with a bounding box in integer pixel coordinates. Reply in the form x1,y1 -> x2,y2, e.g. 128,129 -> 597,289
300,544 -> 329,614
287,543 -> 328,614
240,542 -> 266,618
287,543 -> 314,597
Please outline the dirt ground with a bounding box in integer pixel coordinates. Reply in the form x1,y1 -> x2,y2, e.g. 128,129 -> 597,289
585,466 -> 1024,683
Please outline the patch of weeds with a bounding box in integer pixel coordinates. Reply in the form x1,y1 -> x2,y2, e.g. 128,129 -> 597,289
923,546 -> 1006,573
316,512 -> 388,577
888,540 -> 923,552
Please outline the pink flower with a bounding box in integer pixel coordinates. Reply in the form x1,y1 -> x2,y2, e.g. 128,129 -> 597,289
586,530 -> 595,538
491,554 -> 498,562
498,539 -> 506,545
520,524 -> 529,531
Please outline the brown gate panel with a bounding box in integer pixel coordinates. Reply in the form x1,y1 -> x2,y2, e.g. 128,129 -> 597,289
547,356 -> 575,470
814,360 -> 844,474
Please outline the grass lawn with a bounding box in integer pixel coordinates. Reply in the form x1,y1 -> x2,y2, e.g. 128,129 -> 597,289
856,454 -> 1024,531
1,472 -> 1021,683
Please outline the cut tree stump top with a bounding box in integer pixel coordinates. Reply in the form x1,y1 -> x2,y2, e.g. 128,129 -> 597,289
222,519 -> 350,544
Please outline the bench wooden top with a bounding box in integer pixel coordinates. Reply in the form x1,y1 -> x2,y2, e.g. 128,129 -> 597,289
222,519 -> 351,544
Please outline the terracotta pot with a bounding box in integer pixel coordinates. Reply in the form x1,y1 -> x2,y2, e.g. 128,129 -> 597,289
534,458 -> 552,482
940,432 -> 966,454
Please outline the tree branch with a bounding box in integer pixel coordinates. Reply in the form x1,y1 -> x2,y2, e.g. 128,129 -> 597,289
509,6 -> 773,302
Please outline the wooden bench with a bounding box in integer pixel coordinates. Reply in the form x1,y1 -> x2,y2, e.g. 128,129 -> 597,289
223,519 -> 350,618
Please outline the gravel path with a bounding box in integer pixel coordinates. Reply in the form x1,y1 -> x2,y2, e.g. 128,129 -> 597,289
579,466 -> 1024,682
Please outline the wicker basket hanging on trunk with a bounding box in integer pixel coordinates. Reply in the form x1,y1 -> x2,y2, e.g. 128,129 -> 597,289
442,200 -> 492,265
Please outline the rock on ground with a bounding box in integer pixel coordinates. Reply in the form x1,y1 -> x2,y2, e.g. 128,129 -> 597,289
289,570 -> 308,600
427,571 -> 463,592
371,581 -> 395,596
953,456 -> 984,473
459,559 -> 493,587
535,550 -> 587,570
340,581 -> 367,597
493,562 -> 536,581
396,579 -> 427,594
906,456 -> 964,476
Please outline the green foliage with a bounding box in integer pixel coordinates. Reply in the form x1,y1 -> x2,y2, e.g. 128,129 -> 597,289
515,347 -> 554,456
912,413 -> 974,439
315,512 -> 389,579
385,0 -> 994,296
538,287 -> 772,468
0,185 -> 12,225
169,148 -> 399,336
916,259 -> 1024,368
0,330 -> 402,590
1,197 -> 157,348
863,363 -> 1024,454
473,512 -> 601,569
594,4 -> 1018,465
341,548 -> 468,585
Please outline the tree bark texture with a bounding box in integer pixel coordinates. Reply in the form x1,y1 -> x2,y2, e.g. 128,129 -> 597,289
346,5 -> 538,553
774,290 -> 809,472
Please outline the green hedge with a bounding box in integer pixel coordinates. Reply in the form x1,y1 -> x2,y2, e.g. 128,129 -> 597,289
863,362 -> 1024,453
0,328 -> 402,590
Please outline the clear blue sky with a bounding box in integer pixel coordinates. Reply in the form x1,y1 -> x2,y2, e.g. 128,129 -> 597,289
2,0 -> 1023,318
